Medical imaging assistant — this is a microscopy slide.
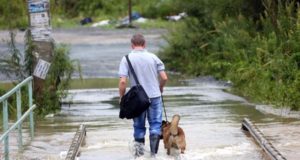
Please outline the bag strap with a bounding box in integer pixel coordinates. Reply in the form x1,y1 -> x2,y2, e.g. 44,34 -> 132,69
125,55 -> 140,85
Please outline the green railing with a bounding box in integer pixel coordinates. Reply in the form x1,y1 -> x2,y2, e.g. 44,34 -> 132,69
0,76 -> 36,160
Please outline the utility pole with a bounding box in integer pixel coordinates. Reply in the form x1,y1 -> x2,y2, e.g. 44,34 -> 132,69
128,0 -> 132,27
26,0 -> 53,99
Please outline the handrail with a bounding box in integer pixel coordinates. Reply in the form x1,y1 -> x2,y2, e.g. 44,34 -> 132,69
0,76 -> 36,160
0,76 -> 33,101
65,124 -> 86,160
0,105 -> 37,140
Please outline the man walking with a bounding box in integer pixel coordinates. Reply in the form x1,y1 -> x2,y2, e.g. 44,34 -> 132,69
118,34 -> 168,157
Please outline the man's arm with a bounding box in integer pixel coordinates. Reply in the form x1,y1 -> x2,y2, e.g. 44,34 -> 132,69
119,77 -> 127,103
159,71 -> 168,93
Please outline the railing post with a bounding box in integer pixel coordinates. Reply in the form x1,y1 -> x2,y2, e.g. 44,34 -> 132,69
28,80 -> 34,138
3,100 -> 9,160
17,89 -> 23,150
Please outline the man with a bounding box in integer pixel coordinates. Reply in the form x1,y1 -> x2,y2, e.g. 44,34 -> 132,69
118,34 -> 168,157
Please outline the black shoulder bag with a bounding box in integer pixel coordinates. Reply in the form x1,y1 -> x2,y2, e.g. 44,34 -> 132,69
119,55 -> 151,119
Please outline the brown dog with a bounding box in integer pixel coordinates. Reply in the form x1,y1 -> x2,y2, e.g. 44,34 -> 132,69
162,114 -> 186,155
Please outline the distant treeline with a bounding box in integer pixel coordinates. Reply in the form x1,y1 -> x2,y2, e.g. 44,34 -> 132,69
160,0 -> 300,110
0,0 -> 181,29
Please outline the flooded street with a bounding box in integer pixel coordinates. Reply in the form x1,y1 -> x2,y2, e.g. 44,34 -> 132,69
1,28 -> 300,159
22,83 -> 300,160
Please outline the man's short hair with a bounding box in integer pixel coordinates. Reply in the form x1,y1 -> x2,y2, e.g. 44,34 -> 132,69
131,34 -> 145,46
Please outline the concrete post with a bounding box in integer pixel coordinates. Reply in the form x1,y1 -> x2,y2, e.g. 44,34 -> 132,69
26,0 -> 53,98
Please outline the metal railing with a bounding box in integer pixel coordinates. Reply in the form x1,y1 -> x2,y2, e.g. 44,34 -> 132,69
65,124 -> 86,160
0,76 -> 36,160
242,118 -> 286,160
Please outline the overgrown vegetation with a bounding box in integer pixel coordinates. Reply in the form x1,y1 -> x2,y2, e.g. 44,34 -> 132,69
0,0 -> 28,29
0,31 -> 26,80
0,30 -> 79,116
0,0 -> 182,29
32,43 -> 80,116
160,0 -> 300,110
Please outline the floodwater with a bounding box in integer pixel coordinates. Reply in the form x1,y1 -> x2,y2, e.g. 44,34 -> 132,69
1,28 -> 300,160
20,82 -> 300,160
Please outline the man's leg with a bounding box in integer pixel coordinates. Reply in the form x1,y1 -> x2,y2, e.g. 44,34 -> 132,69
148,97 -> 163,156
133,111 -> 146,157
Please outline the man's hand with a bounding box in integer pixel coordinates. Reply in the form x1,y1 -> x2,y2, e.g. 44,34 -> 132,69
119,77 -> 127,104
159,85 -> 164,93
159,71 -> 168,93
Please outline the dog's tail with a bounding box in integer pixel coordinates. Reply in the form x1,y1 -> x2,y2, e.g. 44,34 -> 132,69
170,114 -> 180,135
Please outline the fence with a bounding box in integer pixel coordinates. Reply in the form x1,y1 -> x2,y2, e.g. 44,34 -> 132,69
0,76 -> 36,160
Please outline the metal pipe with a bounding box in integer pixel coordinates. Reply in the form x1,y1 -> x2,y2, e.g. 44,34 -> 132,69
28,80 -> 34,138
17,89 -> 23,150
0,77 -> 35,160
0,77 -> 33,102
0,105 -> 37,141
3,100 -> 9,160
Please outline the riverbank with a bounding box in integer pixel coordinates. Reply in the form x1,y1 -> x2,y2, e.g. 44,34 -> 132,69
255,105 -> 300,119
159,1 -> 300,111
192,77 -> 300,119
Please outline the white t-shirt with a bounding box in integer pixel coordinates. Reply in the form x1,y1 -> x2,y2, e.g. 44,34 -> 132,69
118,49 -> 165,98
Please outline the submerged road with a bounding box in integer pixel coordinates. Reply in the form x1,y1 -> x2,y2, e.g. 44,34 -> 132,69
0,28 -> 300,160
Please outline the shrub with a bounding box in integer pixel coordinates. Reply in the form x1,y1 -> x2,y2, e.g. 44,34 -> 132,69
160,0 -> 300,110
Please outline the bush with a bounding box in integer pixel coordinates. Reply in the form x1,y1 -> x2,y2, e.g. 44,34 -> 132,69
32,44 -> 80,116
160,0 -> 300,110
0,0 -> 184,29
0,30 -> 80,117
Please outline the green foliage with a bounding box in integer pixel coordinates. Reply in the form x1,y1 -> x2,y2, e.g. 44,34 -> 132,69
57,0 -> 127,18
0,0 -> 184,29
32,44 -> 80,116
0,0 -> 27,29
0,30 -> 31,118
0,31 -> 26,80
0,30 -> 79,117
133,0 -> 181,18
24,30 -> 35,76
160,0 -> 300,110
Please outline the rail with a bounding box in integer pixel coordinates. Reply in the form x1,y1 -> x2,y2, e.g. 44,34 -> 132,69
242,118 -> 286,160
0,76 -> 36,160
65,124 -> 87,160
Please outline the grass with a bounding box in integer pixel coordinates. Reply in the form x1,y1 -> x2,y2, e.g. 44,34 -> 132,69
0,13 -> 182,30
70,78 -> 119,89
132,18 -> 182,29
0,82 -> 16,91
70,75 -> 187,89
50,16 -> 180,29
0,74 -> 187,91
52,16 -> 83,29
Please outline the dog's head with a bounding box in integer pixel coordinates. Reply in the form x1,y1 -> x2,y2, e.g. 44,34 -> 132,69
162,120 -> 170,128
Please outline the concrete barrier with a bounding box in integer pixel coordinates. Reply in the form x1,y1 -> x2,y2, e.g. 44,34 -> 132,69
242,118 -> 286,160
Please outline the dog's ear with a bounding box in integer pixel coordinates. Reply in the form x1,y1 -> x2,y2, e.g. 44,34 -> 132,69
162,120 -> 170,127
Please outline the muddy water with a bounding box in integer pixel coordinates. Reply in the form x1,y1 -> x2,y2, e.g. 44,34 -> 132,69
18,81 -> 300,160
1,28 -> 300,159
